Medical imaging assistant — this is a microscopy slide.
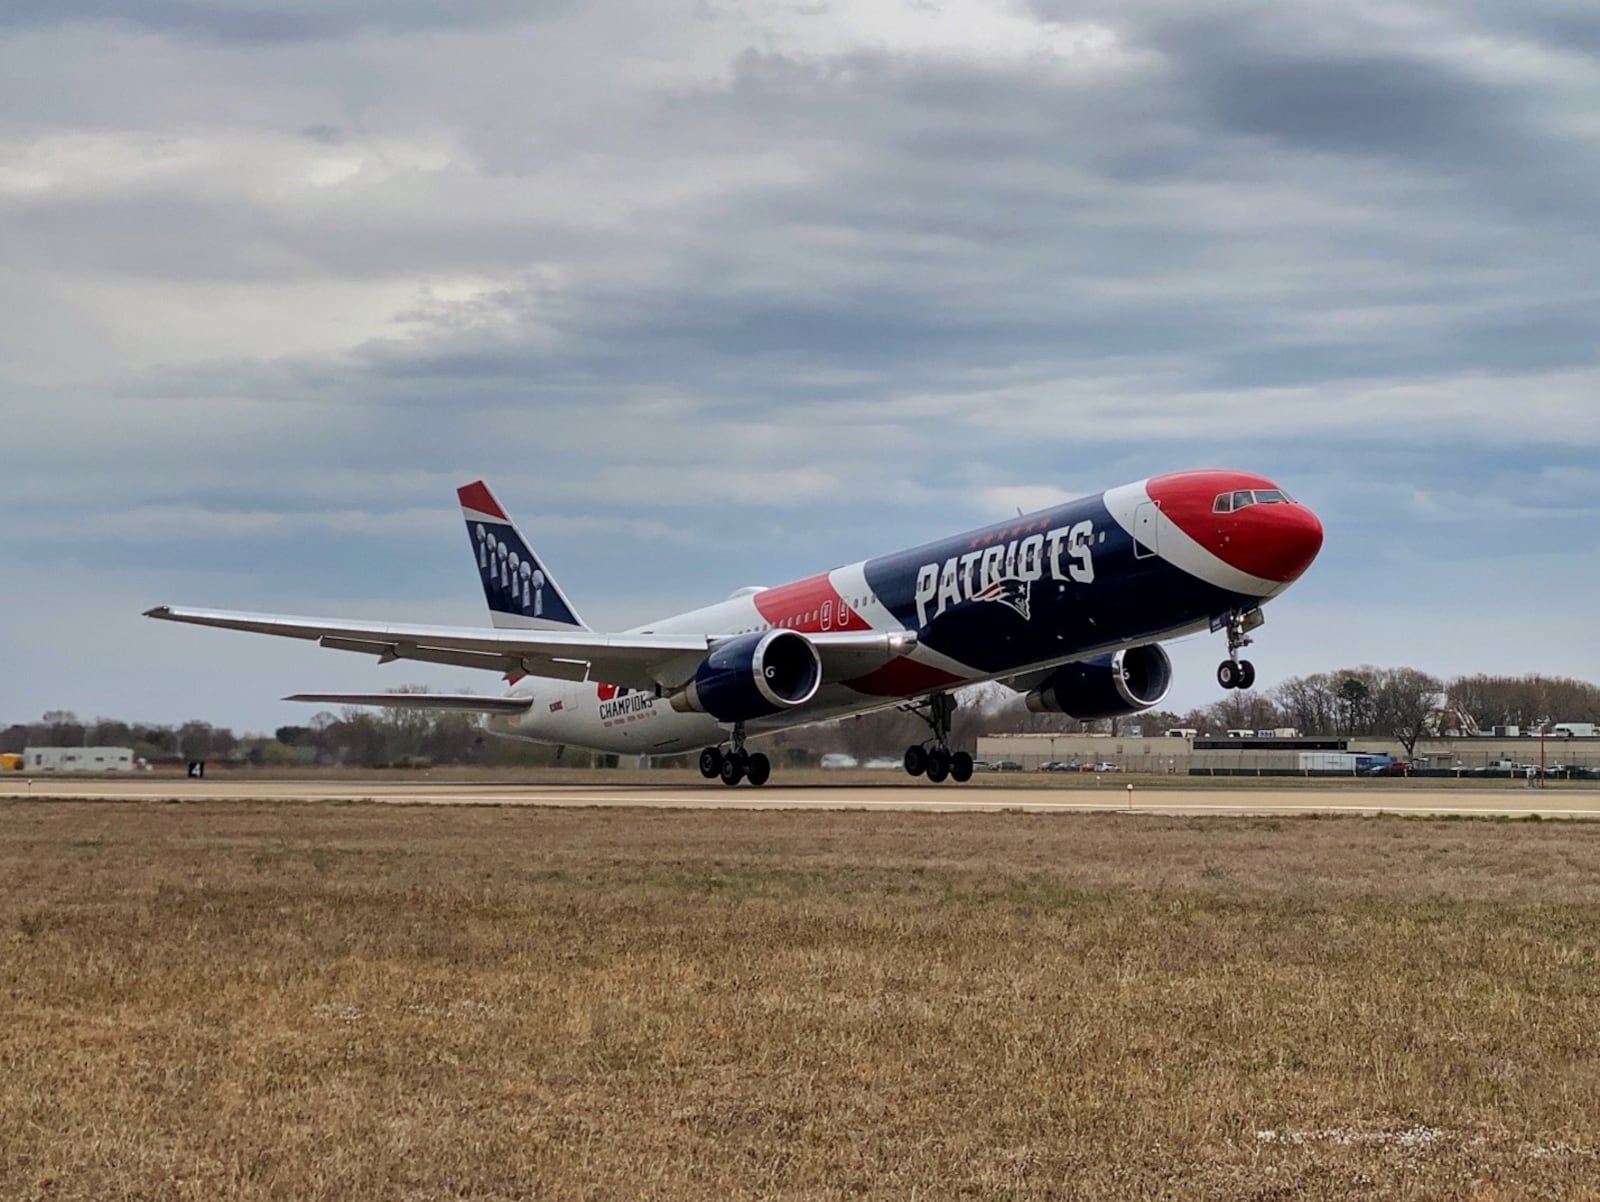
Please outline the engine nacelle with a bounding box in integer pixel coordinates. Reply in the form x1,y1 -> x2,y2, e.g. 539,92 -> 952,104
670,630 -> 823,722
1024,645 -> 1173,721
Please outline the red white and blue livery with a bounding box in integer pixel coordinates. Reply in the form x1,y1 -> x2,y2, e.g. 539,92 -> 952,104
146,470 -> 1323,786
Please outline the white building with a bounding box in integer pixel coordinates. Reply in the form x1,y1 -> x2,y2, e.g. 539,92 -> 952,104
24,747 -> 135,772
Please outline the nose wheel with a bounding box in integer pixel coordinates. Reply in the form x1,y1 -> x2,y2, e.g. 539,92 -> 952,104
1217,659 -> 1256,690
1215,609 -> 1263,691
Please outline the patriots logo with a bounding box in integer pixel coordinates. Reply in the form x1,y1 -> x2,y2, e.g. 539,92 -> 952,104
970,576 -> 1032,621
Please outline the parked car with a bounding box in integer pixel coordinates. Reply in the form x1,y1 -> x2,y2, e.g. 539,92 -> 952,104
989,760 -> 1024,772
1090,761 -> 1119,773
1365,761 -> 1413,777
1037,760 -> 1079,772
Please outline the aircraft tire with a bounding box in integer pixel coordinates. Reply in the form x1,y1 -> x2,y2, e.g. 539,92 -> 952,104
926,749 -> 951,783
950,751 -> 974,783
699,747 -> 723,779
903,745 -> 928,777
1236,660 -> 1257,690
1217,661 -> 1238,690
719,753 -> 746,787
746,752 -> 771,787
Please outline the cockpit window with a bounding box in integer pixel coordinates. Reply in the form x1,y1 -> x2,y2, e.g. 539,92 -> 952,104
1216,487 -> 1297,513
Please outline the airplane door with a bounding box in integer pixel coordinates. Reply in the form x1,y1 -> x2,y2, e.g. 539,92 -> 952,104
1133,502 -> 1159,559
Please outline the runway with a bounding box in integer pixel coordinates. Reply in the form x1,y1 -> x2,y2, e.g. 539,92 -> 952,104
5,777 -> 1600,818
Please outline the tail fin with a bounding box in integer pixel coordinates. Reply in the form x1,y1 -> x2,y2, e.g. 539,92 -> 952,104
457,481 -> 589,631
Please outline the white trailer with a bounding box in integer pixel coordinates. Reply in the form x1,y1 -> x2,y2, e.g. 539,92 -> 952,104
1297,752 -> 1390,773
1299,752 -> 1361,772
24,747 -> 135,772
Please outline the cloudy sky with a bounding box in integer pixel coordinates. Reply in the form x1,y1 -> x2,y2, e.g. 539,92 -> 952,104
4,0 -> 1598,733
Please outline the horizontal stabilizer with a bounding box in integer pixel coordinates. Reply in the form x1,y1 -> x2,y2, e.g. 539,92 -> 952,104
284,692 -> 534,713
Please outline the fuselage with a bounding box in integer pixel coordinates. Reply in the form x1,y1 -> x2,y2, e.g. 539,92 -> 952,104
483,470 -> 1324,756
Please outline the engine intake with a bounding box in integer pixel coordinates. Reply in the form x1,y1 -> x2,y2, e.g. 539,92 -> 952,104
1024,645 -> 1173,720
670,630 -> 823,722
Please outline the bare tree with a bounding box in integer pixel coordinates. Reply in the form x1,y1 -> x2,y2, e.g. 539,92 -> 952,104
1272,672 -> 1339,735
1371,668 -> 1444,759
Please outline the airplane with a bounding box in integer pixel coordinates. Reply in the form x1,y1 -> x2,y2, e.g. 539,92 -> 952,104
145,469 -> 1323,787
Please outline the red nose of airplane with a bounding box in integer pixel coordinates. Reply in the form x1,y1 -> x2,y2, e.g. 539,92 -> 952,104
1146,470 -> 1324,590
1223,499 -> 1324,583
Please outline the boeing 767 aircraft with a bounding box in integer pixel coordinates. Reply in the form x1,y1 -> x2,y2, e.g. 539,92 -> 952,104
146,470 -> 1322,786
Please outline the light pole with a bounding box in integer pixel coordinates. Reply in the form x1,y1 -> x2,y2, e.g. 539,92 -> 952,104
1539,717 -> 1548,788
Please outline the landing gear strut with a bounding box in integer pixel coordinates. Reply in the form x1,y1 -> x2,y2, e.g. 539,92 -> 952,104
901,692 -> 973,784
701,725 -> 771,788
1216,609 -> 1262,691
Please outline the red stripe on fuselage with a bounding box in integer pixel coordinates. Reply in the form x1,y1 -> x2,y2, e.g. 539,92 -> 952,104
751,572 -> 869,633
845,657 -> 965,697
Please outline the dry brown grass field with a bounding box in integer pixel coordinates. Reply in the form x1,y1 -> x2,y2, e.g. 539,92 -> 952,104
4,801 -> 1600,1201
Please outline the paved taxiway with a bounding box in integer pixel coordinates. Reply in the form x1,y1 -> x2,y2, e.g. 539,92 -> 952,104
5,777 -> 1600,818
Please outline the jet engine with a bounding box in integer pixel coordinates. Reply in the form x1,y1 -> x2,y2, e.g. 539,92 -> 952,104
670,630 -> 823,722
1023,645 -> 1173,721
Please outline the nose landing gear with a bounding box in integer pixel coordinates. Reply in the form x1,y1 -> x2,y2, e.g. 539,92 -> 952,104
700,724 -> 771,787
1215,608 -> 1264,690
901,693 -> 974,784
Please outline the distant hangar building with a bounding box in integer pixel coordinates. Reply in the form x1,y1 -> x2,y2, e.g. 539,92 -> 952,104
24,747 -> 135,772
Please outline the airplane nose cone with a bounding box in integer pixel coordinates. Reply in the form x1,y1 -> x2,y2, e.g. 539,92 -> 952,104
1230,502 -> 1324,583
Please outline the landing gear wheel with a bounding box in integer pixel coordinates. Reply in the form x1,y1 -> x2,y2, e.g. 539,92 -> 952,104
1217,609 -> 1261,692
950,751 -> 974,783
719,753 -> 746,787
699,746 -> 723,779
926,749 -> 952,783
745,752 -> 771,787
903,745 -> 928,777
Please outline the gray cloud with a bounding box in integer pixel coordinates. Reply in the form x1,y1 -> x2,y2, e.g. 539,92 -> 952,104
0,0 -> 555,43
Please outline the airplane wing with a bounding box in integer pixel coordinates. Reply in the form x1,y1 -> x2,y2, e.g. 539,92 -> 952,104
144,606 -> 916,692
283,692 -> 534,713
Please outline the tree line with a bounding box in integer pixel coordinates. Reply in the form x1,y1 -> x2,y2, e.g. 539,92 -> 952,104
5,670 -> 1597,769
1127,669 -> 1600,758
1,705 -> 509,770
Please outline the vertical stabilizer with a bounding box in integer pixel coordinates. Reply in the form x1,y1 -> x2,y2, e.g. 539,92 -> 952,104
457,481 -> 589,631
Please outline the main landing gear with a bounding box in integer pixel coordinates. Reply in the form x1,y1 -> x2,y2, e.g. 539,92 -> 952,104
699,725 -> 770,788
1216,608 -> 1264,691
901,692 -> 974,784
